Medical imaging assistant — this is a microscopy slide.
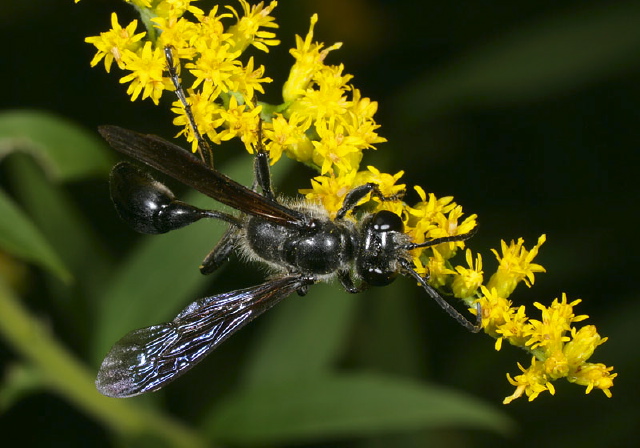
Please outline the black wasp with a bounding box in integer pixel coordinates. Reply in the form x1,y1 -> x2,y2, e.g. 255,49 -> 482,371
95,51 -> 480,399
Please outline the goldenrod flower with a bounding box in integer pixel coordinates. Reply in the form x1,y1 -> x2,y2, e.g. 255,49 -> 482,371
119,41 -> 170,104
524,296 -> 588,351
487,234 -> 547,298
569,362 -> 617,397
452,249 -> 483,299
262,112 -> 312,164
217,96 -> 262,150
186,41 -> 242,93
226,0 -> 280,53
171,89 -> 226,150
85,13 -> 145,72
504,358 -> 555,404
354,166 -> 405,200
82,0 -> 615,404
282,14 -> 342,103
301,170 -> 359,219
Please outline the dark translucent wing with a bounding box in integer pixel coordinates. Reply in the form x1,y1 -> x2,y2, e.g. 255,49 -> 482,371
96,275 -> 312,397
98,125 -> 306,227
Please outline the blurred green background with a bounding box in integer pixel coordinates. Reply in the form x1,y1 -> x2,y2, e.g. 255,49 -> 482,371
1,0 -> 638,447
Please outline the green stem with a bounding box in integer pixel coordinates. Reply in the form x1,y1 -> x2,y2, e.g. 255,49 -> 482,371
132,3 -> 159,43
0,275 -> 208,448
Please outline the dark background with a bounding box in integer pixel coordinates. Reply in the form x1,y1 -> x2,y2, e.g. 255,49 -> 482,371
1,1 -> 638,447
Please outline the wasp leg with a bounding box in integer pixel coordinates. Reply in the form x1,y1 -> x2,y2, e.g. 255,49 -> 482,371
336,183 -> 405,220
199,226 -> 240,275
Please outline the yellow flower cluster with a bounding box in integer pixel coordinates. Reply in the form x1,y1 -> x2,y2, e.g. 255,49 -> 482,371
83,0 -> 615,403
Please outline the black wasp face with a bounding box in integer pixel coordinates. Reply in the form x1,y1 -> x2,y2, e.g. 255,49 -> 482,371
357,210 -> 406,287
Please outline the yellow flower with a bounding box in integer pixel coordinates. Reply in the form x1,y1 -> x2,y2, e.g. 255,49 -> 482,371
290,64 -> 353,122
153,15 -> 200,58
504,358 -> 555,404
283,14 -> 343,103
186,41 -> 242,93
311,117 -> 364,175
119,42 -> 170,104
413,248 -> 456,290
226,0 -> 280,53
428,205 -> 477,260
262,112 -> 312,164
190,5 -> 234,51
353,166 -> 405,200
484,290 -> 616,402
85,13 -> 145,72
154,0 -> 196,20
487,234 -> 546,298
477,286 -> 526,347
216,96 -> 262,150
524,295 -> 587,351
300,170 -> 359,219
452,249 -> 483,299
171,89 -> 226,151
564,325 -> 606,368
568,363 -> 617,397
233,56 -> 273,100
407,186 -> 455,229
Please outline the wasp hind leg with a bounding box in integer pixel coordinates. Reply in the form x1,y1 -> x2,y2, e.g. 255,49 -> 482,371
199,226 -> 241,275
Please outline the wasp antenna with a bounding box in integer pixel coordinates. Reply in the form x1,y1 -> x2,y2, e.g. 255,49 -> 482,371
403,226 -> 478,251
400,259 -> 481,332
164,46 -> 214,168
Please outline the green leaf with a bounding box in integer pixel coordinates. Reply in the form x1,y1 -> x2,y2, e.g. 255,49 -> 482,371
0,364 -> 45,413
0,110 -> 114,283
4,154 -> 114,298
0,275 -> 207,448
349,281 -> 428,377
242,282 -> 359,386
0,110 -> 112,181
396,2 -> 640,120
0,188 -> 70,281
204,373 -> 514,445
